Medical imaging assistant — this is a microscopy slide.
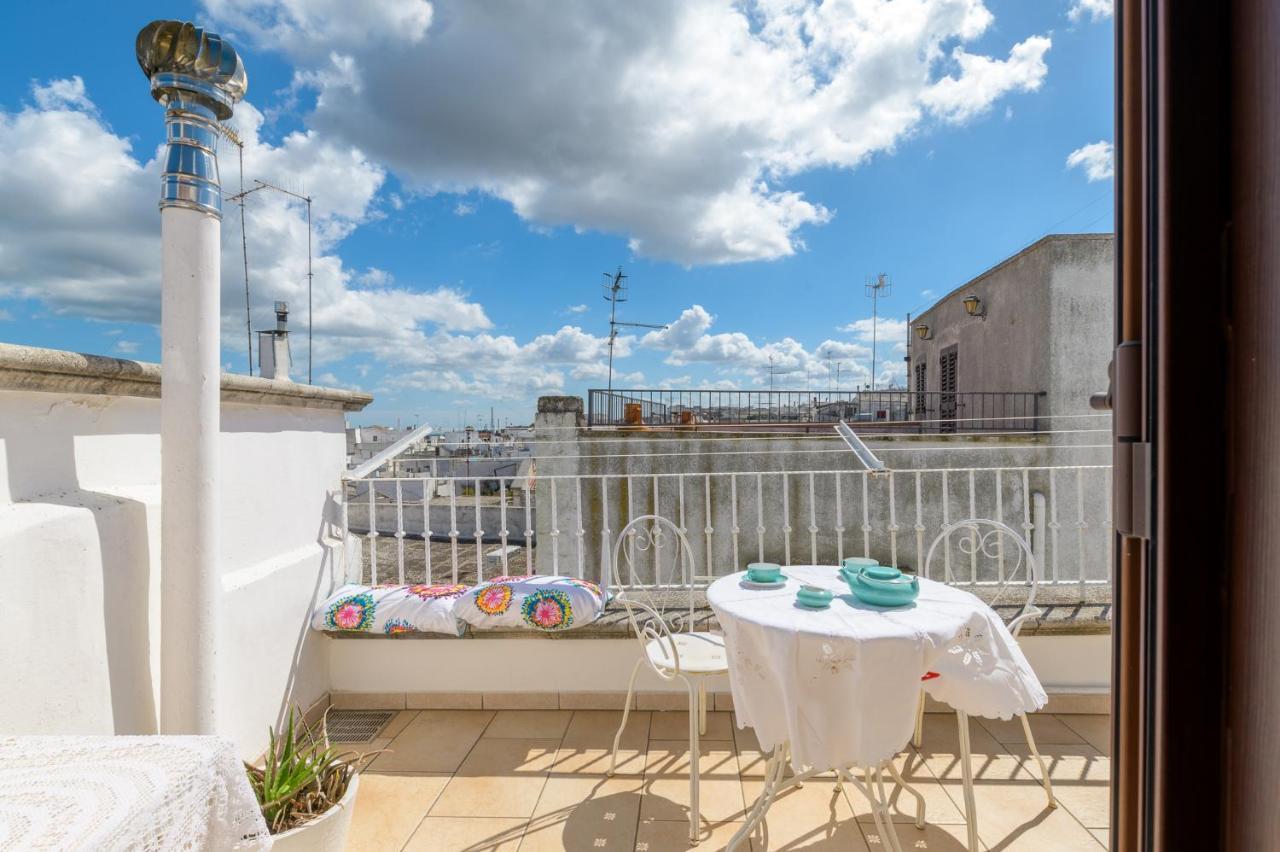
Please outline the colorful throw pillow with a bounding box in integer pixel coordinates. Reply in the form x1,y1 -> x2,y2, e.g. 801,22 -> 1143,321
311,583 -> 469,636
454,575 -> 609,632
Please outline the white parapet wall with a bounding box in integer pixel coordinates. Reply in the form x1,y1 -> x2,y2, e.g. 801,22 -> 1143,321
0,344 -> 371,757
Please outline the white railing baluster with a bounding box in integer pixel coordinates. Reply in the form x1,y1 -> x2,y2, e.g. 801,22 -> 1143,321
834,473 -> 845,565
861,472 -> 871,559
756,473 -> 766,563
913,471 -> 925,573
550,477 -> 561,576
474,478 -> 484,583
940,470 -> 950,582
703,475 -> 714,579
652,475 -> 661,584
1048,469 -> 1060,583
523,490 -> 534,575
574,477 -> 585,580
967,469 -> 977,584
340,481 -> 350,581
1103,467 -> 1113,585
782,473 -> 792,566
887,472 -> 899,569
498,477 -> 509,574
448,480 -> 459,584
995,469 -> 1005,583
367,481 -> 378,585
807,472 -> 818,565
424,477 -> 433,584
1021,469 -> 1034,584
626,475 -> 636,587
1076,466 -> 1088,597
730,473 -> 741,571
395,479 -> 405,584
600,478 -> 611,590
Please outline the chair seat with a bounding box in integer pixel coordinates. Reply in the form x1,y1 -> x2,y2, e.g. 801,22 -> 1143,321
646,631 -> 728,674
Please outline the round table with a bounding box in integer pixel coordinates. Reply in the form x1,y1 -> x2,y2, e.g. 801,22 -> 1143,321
708,565 -> 1046,852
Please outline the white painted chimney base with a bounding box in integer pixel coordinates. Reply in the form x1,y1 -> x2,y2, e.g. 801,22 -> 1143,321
159,206 -> 222,735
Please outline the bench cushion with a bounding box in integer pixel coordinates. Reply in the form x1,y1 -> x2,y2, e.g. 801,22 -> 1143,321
454,575 -> 608,632
313,583 -> 468,636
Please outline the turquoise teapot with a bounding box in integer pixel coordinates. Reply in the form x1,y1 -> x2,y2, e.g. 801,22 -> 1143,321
840,562 -> 919,607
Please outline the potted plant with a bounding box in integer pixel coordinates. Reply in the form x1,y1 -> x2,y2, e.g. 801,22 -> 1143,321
245,710 -> 377,851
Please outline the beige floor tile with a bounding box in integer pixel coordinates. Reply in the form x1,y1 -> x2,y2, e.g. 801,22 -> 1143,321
634,817 -> 746,851
344,772 -> 449,852
641,740 -> 746,826
738,778 -> 866,851
977,713 -> 1086,746
561,710 -> 651,748
1058,714 -> 1112,756
330,737 -> 391,755
371,710 -> 494,773
649,709 -> 734,741
936,761 -> 1103,851
551,744 -> 648,778
858,822 -> 985,852
1005,744 -> 1110,829
846,752 -> 967,825
402,816 -> 524,851
483,709 -> 573,739
520,776 -> 644,851
1090,827 -> 1110,848
430,737 -> 559,818
381,709 -> 419,739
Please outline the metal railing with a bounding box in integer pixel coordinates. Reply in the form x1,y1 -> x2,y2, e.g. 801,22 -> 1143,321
341,463 -> 1111,598
586,389 -> 1045,432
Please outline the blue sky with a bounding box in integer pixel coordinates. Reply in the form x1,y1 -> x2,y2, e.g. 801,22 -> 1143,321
0,0 -> 1113,429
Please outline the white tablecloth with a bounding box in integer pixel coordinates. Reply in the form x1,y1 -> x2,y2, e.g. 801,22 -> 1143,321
0,736 -> 271,851
708,566 -> 1047,770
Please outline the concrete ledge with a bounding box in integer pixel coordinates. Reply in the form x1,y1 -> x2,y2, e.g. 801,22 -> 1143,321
0,343 -> 372,412
326,689 -> 1109,716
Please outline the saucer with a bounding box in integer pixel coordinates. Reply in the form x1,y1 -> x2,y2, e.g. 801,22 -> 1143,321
741,577 -> 788,590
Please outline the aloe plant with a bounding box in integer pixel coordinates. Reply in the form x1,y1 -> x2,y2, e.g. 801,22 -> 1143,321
244,709 -> 377,834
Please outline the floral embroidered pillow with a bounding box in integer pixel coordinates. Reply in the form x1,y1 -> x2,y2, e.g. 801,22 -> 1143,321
312,583 -> 470,636
454,575 -> 609,632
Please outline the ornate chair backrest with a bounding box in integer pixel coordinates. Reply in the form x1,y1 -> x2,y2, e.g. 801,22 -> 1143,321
923,517 -> 1042,637
608,514 -> 697,680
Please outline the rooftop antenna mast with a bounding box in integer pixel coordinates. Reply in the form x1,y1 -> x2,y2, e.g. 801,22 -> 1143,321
226,178 -> 315,383
865,273 -> 892,390
601,267 -> 666,394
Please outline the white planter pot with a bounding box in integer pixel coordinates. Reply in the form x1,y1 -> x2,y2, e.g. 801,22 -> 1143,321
269,773 -> 360,852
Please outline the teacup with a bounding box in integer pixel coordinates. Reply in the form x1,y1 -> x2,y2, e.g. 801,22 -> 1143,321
746,562 -> 783,583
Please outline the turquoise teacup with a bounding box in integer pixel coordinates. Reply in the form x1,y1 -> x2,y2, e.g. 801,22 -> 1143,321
746,562 -> 783,583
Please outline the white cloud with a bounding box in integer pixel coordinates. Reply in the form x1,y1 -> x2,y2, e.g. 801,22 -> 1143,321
0,78 -> 490,368
0,309 -> 12,322
114,340 -> 140,355
566,304 -> 589,314
453,200 -> 476,216
1068,0 -> 1113,23
1066,140 -> 1114,182
206,0 -> 1052,266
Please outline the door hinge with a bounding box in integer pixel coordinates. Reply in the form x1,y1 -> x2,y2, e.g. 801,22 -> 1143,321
1109,341 -> 1149,539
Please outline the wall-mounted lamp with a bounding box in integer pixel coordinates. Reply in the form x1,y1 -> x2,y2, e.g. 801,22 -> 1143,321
914,322 -> 932,340
962,294 -> 987,319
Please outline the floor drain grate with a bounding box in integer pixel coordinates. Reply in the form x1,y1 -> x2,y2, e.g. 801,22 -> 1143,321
324,709 -> 396,743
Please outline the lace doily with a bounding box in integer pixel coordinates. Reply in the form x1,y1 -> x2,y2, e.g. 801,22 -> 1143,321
0,736 -> 271,851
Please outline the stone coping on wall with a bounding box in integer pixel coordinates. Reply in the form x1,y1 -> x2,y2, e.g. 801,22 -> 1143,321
0,342 -> 373,412
325,583 -> 1111,641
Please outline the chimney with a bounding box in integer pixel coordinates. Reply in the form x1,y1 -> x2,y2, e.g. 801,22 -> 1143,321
258,300 -> 293,381
137,19 -> 246,736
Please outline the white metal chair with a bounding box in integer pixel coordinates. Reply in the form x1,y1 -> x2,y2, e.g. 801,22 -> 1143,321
912,518 -> 1057,851
606,514 -> 728,845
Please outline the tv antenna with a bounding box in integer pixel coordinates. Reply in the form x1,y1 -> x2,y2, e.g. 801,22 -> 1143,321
227,178 -> 315,384
601,267 -> 666,393
865,273 -> 892,390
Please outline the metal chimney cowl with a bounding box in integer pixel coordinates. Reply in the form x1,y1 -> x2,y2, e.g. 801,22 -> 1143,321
136,20 -> 247,217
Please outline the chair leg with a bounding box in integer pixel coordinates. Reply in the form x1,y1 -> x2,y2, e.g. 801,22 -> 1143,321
688,681 -> 701,844
912,688 -> 926,748
956,711 -> 979,852
698,679 -> 708,736
1019,713 -> 1058,808
608,658 -> 644,777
